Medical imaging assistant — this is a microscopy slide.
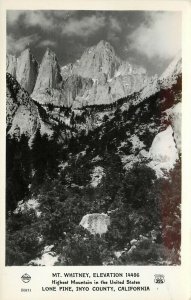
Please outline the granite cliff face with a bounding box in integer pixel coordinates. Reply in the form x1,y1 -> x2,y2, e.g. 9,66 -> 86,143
6,73 -> 53,142
6,49 -> 39,94
31,48 -> 64,105
16,48 -> 39,94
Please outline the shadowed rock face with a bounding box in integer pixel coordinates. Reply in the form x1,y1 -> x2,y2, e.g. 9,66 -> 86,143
80,213 -> 110,235
6,73 -> 40,140
6,54 -> 17,77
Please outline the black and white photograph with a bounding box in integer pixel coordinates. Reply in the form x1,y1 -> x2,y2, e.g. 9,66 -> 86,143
6,9 -> 182,267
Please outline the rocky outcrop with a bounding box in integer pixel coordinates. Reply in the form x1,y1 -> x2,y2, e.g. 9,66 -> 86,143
80,213 -> 110,235
16,48 -> 39,94
148,126 -> 179,177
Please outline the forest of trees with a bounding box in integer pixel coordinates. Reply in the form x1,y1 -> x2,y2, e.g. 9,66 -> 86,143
6,128 -> 181,265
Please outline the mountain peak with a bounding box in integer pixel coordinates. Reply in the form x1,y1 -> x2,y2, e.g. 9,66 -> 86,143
32,47 -> 62,99
74,40 -> 120,79
16,47 -> 39,94
160,52 -> 182,81
97,40 -> 112,48
44,48 -> 57,59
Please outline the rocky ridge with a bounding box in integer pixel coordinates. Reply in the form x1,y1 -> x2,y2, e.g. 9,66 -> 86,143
7,41 -> 149,107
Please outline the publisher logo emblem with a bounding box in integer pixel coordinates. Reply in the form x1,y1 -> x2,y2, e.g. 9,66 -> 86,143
154,274 -> 165,284
21,273 -> 31,283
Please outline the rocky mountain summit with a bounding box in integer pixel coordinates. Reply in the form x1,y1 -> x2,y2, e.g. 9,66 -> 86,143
61,40 -> 149,107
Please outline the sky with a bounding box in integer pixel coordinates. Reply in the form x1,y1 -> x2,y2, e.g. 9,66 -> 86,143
7,10 -> 181,76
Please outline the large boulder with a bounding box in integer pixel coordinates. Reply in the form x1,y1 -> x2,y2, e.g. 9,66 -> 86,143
80,213 -> 110,235
148,126 -> 179,177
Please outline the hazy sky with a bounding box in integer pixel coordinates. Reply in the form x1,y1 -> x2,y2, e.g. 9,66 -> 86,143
7,10 -> 181,76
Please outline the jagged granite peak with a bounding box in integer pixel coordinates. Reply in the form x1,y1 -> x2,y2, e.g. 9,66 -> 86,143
60,40 -> 149,107
73,40 -> 121,80
6,54 -> 17,77
16,48 -> 39,94
33,48 -> 62,92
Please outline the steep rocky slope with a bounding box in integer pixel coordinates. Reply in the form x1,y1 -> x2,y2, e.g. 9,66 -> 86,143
6,73 -> 53,141
6,54 -> 17,77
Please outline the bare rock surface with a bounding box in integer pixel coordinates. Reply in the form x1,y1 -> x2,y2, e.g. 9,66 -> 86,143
80,213 -> 110,235
148,126 -> 179,177
16,48 -> 39,94
31,48 -> 63,104
6,54 -> 17,77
